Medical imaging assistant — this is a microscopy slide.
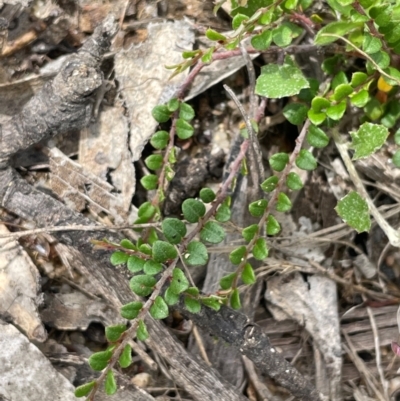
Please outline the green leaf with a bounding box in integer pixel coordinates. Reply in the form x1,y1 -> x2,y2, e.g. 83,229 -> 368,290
229,245 -> 247,265
182,199 -> 206,223
395,128 -> 400,145
283,103 -> 308,125
350,122 -> 389,160
215,203 -> 231,222
164,287 -> 180,305
184,241 -> 209,266
89,350 -> 112,371
242,224 -> 258,242
105,324 -> 127,342
307,109 -> 326,125
350,72 -> 368,87
127,256 -> 145,273
252,238 -> 268,260
261,176 -> 278,193
199,187 -> 216,203
241,263 -> 256,285
307,125 -> 329,148
120,301 -> 143,320
162,218 -> 187,245
129,275 -> 156,297
232,13 -> 249,29
152,240 -> 177,263
255,57 -> 309,98
286,172 -> 303,190
143,260 -> 163,275
295,149 -> 317,171
220,272 -> 236,290
75,381 -> 96,397
266,215 -> 281,235
176,119 -> 194,140
333,83 -> 353,101
184,296 -> 201,313
201,46 -> 215,63
137,201 -> 156,220
167,98 -> 180,112
311,96 -> 331,113
179,102 -> 195,120
137,319 -> 149,341
269,153 -> 289,172
206,28 -> 227,41
363,33 -> 382,54
141,175 -> 158,190
120,239 -> 136,250
314,21 -> 362,45
201,296 -> 221,311
369,50 -> 390,69
200,221 -> 225,244
110,251 -> 129,266
145,154 -> 163,170
105,370 -> 117,395
249,199 -> 268,217
272,22 -> 303,47
150,296 -> 169,320
119,344 -> 132,368
350,90 -> 369,107
168,147 -> 177,164
186,287 -> 199,297
276,192 -> 292,212
326,101 -> 347,120
392,150 -> 400,167
152,105 -> 171,123
251,30 -> 272,50
335,191 -> 371,232
230,288 -> 241,310
170,268 -> 189,294
138,243 -> 152,256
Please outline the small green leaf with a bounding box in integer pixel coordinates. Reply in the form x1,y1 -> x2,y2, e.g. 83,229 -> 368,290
200,221 -> 226,244
326,101 -> 347,120
129,275 -> 156,297
215,203 -> 231,222
120,301 -> 143,320
252,237 -> 269,260
75,381 -> 96,397
261,176 -> 279,193
295,149 -> 317,171
89,350 -> 112,371
350,72 -> 368,87
168,147 -> 177,164
170,268 -> 189,294
151,131 -> 169,150
179,102 -> 195,120
269,153 -> 289,172
332,71 -> 348,89
229,245 -> 247,265
242,224 -> 258,242
137,319 -> 149,341
137,201 -> 156,220
164,287 -> 180,305
241,263 -> 256,285
392,150 -> 400,167
110,251 -> 129,266
311,96 -> 330,112
350,90 -> 369,107
105,370 -> 117,395
370,50 -> 390,69
145,154 -> 163,170
186,287 -> 199,296
205,28 -> 227,41
307,109 -> 326,125
176,119 -> 194,140
350,122 -> 389,160
333,83 -> 353,101
127,256 -> 145,273
162,218 -> 187,245
286,172 -> 303,190
363,32 -> 382,54
307,125 -> 329,148
152,105 -> 171,123
199,187 -> 216,203
255,57 -> 309,98
184,241 -> 208,266
152,240 -> 177,263
138,243 -> 152,256
119,344 -> 132,368
184,296 -> 201,313
230,288 -> 241,310
335,191 -> 371,232
220,272 -> 236,290
251,30 -> 272,50
106,324 -> 127,342
395,128 -> 400,145
283,103 -> 308,125
201,296 -> 221,311
150,296 -> 169,320
141,175 -> 158,190
167,98 -> 180,112
249,199 -> 268,217
120,239 -> 136,250
233,13 -> 249,29
143,260 -> 163,275
182,199 -> 206,223
201,46 -> 215,63
276,192 -> 292,212
266,215 -> 281,235
272,22 -> 303,47
314,21 -> 362,45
